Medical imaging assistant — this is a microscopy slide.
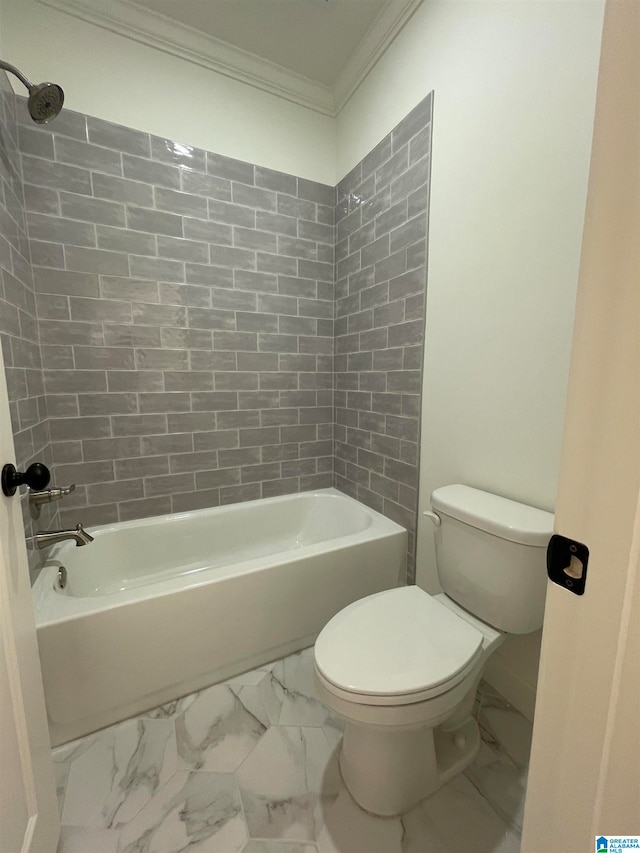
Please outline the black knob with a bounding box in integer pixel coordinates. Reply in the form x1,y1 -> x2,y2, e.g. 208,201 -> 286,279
1,462 -> 51,497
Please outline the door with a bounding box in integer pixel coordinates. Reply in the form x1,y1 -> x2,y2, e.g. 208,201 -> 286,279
521,0 -> 640,848
0,345 -> 59,851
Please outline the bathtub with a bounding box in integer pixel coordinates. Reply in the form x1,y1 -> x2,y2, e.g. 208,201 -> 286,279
32,488 -> 407,746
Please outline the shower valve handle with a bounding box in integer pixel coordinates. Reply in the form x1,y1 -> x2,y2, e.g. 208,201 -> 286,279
2,462 -> 51,497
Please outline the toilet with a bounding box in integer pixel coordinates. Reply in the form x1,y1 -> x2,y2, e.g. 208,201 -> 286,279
314,484 -> 553,816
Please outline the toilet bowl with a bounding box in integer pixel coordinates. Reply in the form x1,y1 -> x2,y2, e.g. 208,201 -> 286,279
313,485 -> 553,816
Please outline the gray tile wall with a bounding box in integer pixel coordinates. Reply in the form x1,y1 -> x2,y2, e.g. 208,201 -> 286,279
0,77 -> 57,564
8,93 -> 432,584
333,94 -> 432,580
17,104 -> 335,526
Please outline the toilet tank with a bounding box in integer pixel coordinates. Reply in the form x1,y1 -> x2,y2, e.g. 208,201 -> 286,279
430,485 -> 554,634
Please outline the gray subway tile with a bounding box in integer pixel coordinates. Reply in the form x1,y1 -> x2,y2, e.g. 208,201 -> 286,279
256,210 -> 297,237
35,293 -> 70,320
61,192 -> 126,228
29,240 -> 64,269
234,269 -> 278,294
129,255 -> 185,283
390,214 -> 427,254
232,182 -> 275,212
27,211 -> 97,247
78,392 -> 138,416
123,154 -> 180,189
118,496 -> 172,522
185,263 -> 234,287
92,173 -> 154,207
77,346 -> 135,370
234,226 -> 277,254
22,155 -> 91,195
297,178 -> 334,206
103,325 -> 161,348
277,193 -> 315,221
83,437 -> 142,461
19,125 -> 54,159
209,244 -> 256,271
23,184 -> 60,215
208,198 -> 255,228
208,152 -> 254,185
96,225 -> 156,256
139,392 -> 190,413
135,348 -> 189,370
55,136 -> 122,176
65,245 -> 129,276
182,170 -> 231,201
157,235 -> 208,263
44,369 -> 106,393
87,117 -> 150,157
392,93 -> 433,152
111,414 -> 167,436
126,205 -> 182,238
154,186 -> 208,219
255,166 -> 296,195
33,267 -> 99,297
115,455 -> 168,480
151,136 -> 207,172
144,473 -> 195,497
183,217 -> 233,246
101,276 -> 159,303
256,252 -> 297,276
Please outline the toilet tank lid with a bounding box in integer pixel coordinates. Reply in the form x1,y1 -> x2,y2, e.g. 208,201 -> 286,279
431,485 -> 554,546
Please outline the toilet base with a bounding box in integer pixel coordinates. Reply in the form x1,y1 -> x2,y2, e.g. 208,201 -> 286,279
339,716 -> 480,817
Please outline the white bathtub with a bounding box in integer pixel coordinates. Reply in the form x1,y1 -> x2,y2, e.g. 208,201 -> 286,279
32,488 -> 406,746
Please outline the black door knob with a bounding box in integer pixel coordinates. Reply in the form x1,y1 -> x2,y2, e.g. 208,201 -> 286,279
1,462 -> 51,497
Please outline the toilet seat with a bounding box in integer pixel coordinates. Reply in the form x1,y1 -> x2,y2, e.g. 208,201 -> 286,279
314,587 -> 484,707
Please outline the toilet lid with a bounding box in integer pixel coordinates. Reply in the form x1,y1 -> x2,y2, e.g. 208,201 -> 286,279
314,587 -> 484,702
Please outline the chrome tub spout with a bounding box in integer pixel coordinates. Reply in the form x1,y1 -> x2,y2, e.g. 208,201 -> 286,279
32,523 -> 94,549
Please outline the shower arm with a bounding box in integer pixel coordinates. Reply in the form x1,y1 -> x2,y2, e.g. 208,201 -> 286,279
0,59 -> 33,91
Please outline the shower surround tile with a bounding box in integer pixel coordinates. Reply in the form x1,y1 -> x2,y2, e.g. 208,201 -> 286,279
0,73 -> 57,575
54,649 -> 529,853
17,105 -> 335,526
7,92 -> 432,582
334,94 -> 432,579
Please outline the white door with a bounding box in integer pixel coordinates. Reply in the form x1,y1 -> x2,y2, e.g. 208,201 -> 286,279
521,0 -> 640,848
0,345 -> 59,851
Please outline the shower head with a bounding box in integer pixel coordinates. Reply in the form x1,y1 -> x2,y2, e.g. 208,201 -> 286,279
0,59 -> 64,124
27,82 -> 64,124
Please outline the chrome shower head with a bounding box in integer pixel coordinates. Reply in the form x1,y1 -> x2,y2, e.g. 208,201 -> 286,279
0,59 -> 64,124
27,82 -> 64,124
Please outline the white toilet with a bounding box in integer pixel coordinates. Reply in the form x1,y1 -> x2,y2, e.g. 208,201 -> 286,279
314,484 -> 553,817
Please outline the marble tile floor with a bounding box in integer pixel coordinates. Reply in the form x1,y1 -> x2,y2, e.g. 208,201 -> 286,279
53,648 -> 533,853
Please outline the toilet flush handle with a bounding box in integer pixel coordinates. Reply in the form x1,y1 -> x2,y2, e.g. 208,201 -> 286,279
422,510 -> 441,527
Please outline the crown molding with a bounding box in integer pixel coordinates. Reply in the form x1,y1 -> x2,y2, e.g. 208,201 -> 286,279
333,0 -> 423,114
36,0 -> 422,117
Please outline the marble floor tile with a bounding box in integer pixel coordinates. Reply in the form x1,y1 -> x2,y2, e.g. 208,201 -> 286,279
54,647 -> 531,853
57,826 -> 120,853
316,788 -> 405,853
259,653 -> 333,727
61,718 -> 177,829
243,843 -> 317,853
118,770 -> 247,853
421,773 -> 521,853
175,683 -> 269,772
236,726 -> 340,842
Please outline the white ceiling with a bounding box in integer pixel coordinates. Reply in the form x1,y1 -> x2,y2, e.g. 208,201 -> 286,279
130,0 -> 387,88
38,0 -> 423,114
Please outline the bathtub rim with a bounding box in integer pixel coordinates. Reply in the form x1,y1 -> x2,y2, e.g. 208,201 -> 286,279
32,488 -> 407,627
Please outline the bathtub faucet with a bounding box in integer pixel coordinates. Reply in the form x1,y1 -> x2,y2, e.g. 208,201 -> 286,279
32,523 -> 94,549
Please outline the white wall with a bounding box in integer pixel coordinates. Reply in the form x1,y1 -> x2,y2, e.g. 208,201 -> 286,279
0,0 -> 335,184
337,0 -> 605,717
2,0 -> 605,715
